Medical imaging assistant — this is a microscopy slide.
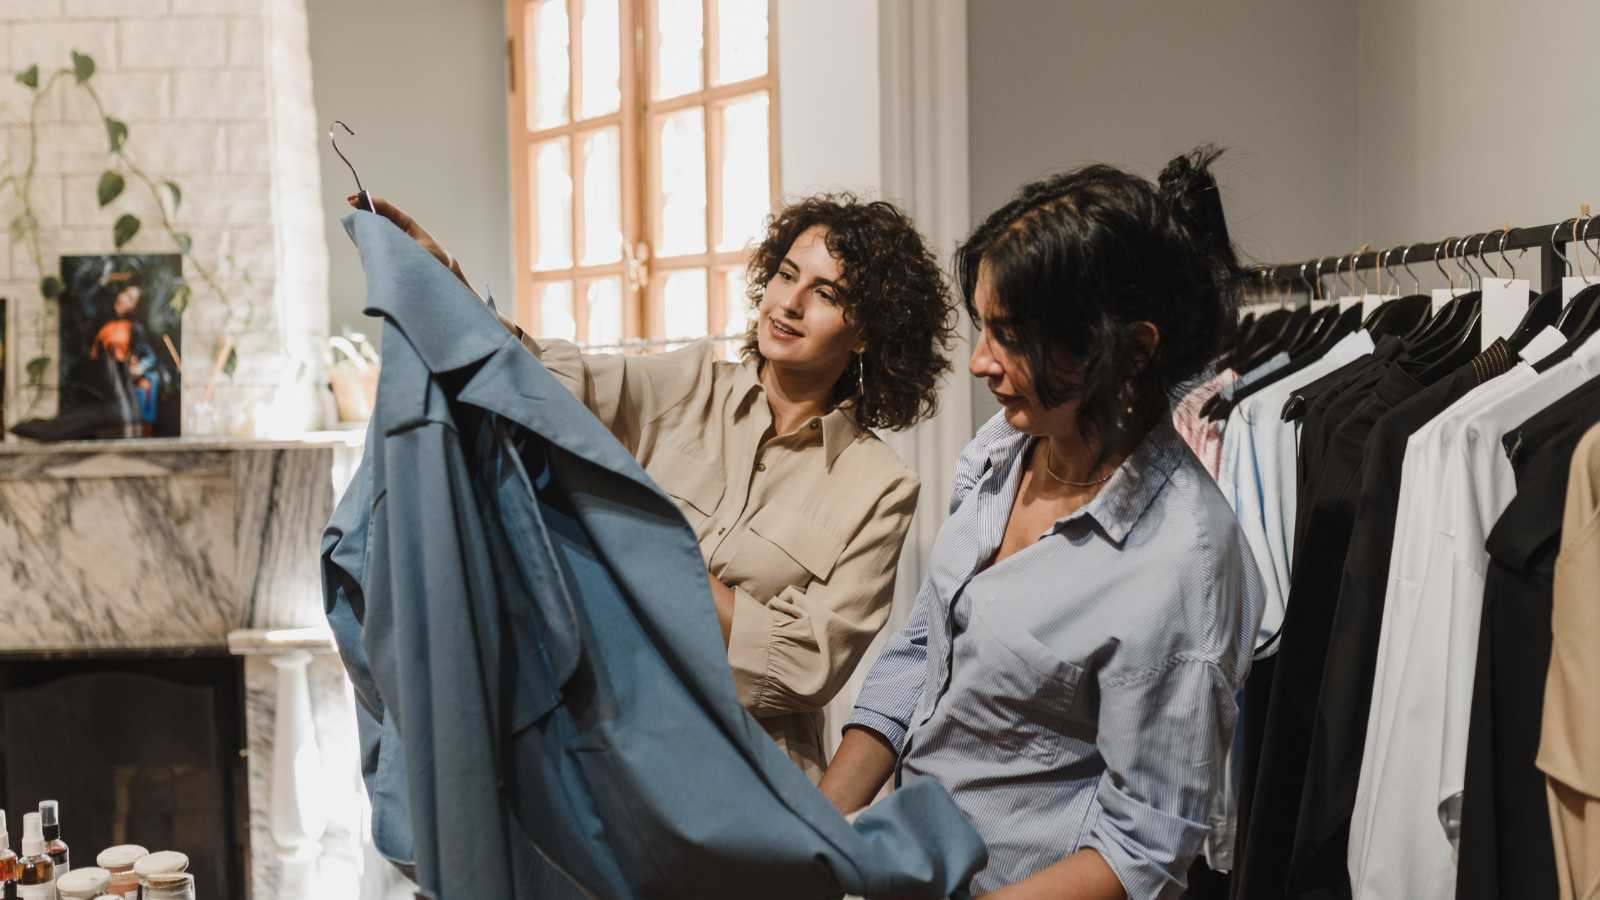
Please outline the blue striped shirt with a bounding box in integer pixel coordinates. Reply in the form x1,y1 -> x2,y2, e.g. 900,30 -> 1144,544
848,414 -> 1265,899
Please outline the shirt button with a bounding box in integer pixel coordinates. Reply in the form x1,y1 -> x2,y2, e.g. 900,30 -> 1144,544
754,462 -> 767,471
810,421 -> 820,430
717,527 -> 726,535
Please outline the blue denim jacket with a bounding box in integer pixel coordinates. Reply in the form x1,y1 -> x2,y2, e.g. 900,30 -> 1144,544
321,210 -> 985,899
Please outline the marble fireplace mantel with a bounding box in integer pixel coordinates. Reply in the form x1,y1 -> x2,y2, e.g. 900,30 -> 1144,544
0,433 -> 369,900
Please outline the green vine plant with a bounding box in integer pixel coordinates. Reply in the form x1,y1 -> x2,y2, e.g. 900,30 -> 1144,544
2,49 -> 250,413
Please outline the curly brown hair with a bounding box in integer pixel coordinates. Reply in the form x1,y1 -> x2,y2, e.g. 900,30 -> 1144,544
739,194 -> 957,431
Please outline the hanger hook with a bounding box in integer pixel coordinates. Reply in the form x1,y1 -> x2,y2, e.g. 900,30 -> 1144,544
1354,246 -> 1372,295
1584,215 -> 1600,271
329,120 -> 367,198
1380,247 -> 1396,295
1551,218 -> 1575,277
1336,252 -> 1351,297
1299,261 -> 1312,303
1435,236 -> 1455,289
1496,227 -> 1517,280
1475,231 -> 1499,279
1460,234 -> 1483,288
1401,244 -> 1420,294
1314,256 -> 1327,301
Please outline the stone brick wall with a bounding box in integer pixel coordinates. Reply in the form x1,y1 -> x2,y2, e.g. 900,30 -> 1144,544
0,0 -> 328,429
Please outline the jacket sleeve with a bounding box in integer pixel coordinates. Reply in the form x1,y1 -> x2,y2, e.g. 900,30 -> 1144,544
500,315 -> 707,453
725,473 -> 920,718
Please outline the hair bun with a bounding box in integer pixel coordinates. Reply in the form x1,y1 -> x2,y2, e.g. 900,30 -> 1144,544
1159,144 -> 1241,284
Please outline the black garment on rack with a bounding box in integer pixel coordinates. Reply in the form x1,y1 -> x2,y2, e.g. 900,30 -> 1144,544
1232,354 -> 1419,900
1286,341 -> 1519,900
1456,374 -> 1600,900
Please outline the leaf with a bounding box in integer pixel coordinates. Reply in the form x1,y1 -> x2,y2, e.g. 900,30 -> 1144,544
39,276 -> 63,299
112,213 -> 140,248
25,356 -> 48,384
222,345 -> 239,378
16,66 -> 38,89
71,50 -> 95,84
162,180 -> 182,211
105,117 -> 128,153
169,282 -> 192,314
96,170 -> 124,207
175,232 -> 192,255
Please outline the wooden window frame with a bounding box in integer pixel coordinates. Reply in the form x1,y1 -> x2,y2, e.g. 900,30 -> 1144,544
506,0 -> 780,348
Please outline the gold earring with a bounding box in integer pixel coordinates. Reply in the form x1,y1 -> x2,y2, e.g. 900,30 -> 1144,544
857,353 -> 866,400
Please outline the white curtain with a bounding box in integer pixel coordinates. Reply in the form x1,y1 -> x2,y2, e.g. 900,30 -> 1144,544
822,0 -> 974,759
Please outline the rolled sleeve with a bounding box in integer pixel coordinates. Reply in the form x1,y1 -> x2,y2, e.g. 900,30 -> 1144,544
1082,657 -> 1234,900
726,475 -> 918,718
846,581 -> 934,754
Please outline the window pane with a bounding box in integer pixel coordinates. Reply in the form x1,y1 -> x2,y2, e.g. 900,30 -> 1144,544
715,0 -> 767,84
724,268 -> 750,336
656,108 -> 706,256
717,92 -> 769,251
539,281 -> 577,341
532,139 -> 573,269
527,0 -> 570,130
664,268 -> 709,341
579,0 -> 621,118
654,0 -> 703,99
580,127 -> 622,265
585,277 -> 624,347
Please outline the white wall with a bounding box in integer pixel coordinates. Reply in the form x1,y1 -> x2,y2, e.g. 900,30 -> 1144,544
307,0 -> 513,338
965,0 -> 1360,421
777,0 -> 882,198
1356,0 -> 1600,249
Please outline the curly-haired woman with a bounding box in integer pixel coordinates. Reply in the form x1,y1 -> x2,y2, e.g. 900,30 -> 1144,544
356,193 -> 958,781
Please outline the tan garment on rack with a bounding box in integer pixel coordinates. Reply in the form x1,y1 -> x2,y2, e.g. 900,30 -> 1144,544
1539,422 -> 1600,900
522,336 -> 918,783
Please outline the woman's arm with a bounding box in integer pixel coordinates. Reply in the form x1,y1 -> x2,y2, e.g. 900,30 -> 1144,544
982,850 -> 1126,900
818,726 -> 898,815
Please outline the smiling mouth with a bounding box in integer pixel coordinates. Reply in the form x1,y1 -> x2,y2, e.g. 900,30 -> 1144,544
769,317 -> 804,338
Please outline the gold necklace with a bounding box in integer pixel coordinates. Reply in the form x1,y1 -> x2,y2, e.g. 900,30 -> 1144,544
1042,444 -> 1115,487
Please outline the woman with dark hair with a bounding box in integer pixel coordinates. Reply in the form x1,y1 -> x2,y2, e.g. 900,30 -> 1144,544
819,148 -> 1266,899
356,193 -> 957,781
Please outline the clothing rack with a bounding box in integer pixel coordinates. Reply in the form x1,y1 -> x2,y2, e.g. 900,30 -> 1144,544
1261,217 -> 1599,296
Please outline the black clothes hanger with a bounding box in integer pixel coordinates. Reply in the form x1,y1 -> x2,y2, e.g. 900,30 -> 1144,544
1410,236 -> 1489,383
1287,306 -> 1339,358
1363,248 -> 1433,338
1534,294 -> 1600,373
331,120 -> 375,212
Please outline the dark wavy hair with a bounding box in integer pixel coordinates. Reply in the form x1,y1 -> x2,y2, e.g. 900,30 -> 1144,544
740,194 -> 957,431
955,145 -> 1243,451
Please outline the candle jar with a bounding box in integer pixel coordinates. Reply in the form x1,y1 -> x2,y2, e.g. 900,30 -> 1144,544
56,866 -> 112,899
95,845 -> 147,900
143,873 -> 194,900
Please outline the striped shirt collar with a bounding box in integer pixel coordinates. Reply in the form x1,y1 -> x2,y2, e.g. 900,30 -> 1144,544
983,418 -> 1188,546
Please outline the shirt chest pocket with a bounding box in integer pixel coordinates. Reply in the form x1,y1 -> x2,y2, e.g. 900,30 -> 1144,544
962,606 -> 1091,766
645,442 -> 725,526
726,505 -> 848,602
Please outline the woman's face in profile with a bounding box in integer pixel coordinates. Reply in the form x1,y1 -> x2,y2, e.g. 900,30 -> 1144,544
113,284 -> 142,316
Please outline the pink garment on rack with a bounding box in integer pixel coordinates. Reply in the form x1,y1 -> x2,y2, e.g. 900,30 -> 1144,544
1173,369 -> 1237,479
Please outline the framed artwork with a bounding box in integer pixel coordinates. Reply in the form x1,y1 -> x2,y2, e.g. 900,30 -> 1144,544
57,255 -> 185,438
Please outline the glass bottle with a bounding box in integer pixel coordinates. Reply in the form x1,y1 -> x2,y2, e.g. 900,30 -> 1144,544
36,802 -> 66,875
54,866 -> 110,900
15,813 -> 53,900
94,845 -> 146,900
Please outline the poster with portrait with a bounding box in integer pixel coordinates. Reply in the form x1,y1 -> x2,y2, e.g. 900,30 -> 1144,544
58,255 -> 184,438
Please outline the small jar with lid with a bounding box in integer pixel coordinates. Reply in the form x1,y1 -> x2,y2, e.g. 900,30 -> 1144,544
143,872 -> 194,900
55,866 -> 112,900
133,851 -> 189,894
95,845 -> 147,899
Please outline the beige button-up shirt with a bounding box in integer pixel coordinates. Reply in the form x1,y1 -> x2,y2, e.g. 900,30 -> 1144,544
525,337 -> 919,780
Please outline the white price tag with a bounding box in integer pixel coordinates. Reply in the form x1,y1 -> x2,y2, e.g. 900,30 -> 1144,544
1481,277 -> 1530,350
1432,288 -> 1466,316
1520,326 -> 1567,365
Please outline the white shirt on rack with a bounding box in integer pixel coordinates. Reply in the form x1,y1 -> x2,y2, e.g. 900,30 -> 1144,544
1350,333 -> 1600,900
1217,331 -> 1373,653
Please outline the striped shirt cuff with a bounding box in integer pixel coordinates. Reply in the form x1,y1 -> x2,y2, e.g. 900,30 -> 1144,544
846,708 -> 910,755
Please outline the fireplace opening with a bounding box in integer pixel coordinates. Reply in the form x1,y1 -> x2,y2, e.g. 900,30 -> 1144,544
0,651 -> 248,898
